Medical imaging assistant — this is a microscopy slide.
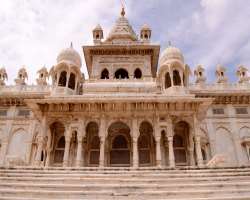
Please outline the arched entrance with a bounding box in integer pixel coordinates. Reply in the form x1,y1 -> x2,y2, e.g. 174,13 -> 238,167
173,121 -> 190,166
50,122 -> 65,166
138,121 -> 156,166
107,122 -> 131,166
85,122 -> 100,166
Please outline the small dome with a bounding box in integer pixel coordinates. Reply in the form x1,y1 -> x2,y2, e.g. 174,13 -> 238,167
141,24 -> 151,31
93,24 -> 103,31
160,46 -> 184,65
57,44 -> 82,68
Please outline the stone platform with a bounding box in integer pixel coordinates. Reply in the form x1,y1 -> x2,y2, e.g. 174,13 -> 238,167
0,167 -> 250,200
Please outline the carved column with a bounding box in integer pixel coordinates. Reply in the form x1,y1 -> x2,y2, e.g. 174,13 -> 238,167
76,121 -> 85,167
1,119 -> 13,166
167,136 -> 175,168
65,71 -> 70,88
188,133 -> 195,166
63,127 -> 71,167
76,135 -> 83,167
194,116 -> 204,167
132,118 -> 139,168
195,136 -> 204,167
34,136 -> 43,166
156,136 -> 162,167
35,117 -> 47,167
167,118 -> 175,168
99,117 -> 106,167
0,141 -> 8,166
26,121 -> 37,165
170,71 -> 174,86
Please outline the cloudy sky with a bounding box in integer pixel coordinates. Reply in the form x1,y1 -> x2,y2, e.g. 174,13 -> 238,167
0,0 -> 250,84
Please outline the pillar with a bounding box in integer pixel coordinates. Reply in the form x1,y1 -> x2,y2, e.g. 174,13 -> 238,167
99,138 -> 105,167
193,116 -> 204,167
35,117 -> 47,167
156,136 -> 162,167
167,136 -> 175,168
76,135 -> 83,167
195,136 -> 204,167
34,137 -> 43,166
63,135 -> 71,167
188,133 -> 195,166
26,121 -> 37,165
132,118 -> 139,168
133,138 -> 138,168
99,117 -> 106,167
0,141 -> 8,166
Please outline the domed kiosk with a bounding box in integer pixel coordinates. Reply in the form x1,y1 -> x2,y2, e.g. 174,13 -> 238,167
158,45 -> 191,93
50,43 -> 83,95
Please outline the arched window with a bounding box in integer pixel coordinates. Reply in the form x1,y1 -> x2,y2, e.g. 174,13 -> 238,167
165,72 -> 171,88
58,71 -> 67,87
57,137 -> 65,148
68,73 -> 76,90
112,135 -> 128,149
173,70 -> 181,86
173,135 -> 184,148
86,122 -> 100,166
101,69 -> 109,79
114,68 -> 129,79
134,68 -> 142,79
54,136 -> 65,163
138,121 -> 155,166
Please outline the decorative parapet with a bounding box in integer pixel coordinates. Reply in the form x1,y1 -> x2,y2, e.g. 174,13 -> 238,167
0,85 -> 51,96
189,82 -> 250,93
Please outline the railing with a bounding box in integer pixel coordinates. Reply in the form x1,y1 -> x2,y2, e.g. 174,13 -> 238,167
0,85 -> 52,95
189,82 -> 250,92
1,82 -> 250,96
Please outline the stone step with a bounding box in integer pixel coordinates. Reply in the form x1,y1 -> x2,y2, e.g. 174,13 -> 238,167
1,167 -> 250,174
1,197 -> 250,200
1,175 -> 249,184
1,167 -> 250,200
1,188 -> 250,199
1,171 -> 250,178
1,181 -> 250,192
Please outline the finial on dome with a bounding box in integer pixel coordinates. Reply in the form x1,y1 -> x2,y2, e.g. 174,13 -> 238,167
70,42 -> 73,48
121,6 -> 125,16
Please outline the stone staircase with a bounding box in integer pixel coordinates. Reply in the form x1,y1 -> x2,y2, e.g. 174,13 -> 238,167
0,167 -> 250,200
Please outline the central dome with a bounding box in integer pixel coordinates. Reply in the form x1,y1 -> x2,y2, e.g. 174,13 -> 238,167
160,46 -> 184,65
57,44 -> 82,68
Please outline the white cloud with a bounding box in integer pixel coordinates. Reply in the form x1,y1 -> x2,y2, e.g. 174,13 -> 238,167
166,0 -> 250,81
0,0 -> 249,84
0,0 -> 120,84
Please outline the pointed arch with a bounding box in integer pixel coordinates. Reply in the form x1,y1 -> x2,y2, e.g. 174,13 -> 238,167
58,71 -> 67,86
165,72 -> 171,88
114,68 -> 129,79
138,121 -> 155,166
68,73 -> 76,89
101,68 -> 109,79
173,70 -> 181,86
134,68 -> 142,79
215,127 -> 237,166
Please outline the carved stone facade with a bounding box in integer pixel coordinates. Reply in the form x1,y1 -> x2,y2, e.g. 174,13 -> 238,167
0,9 -> 250,169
